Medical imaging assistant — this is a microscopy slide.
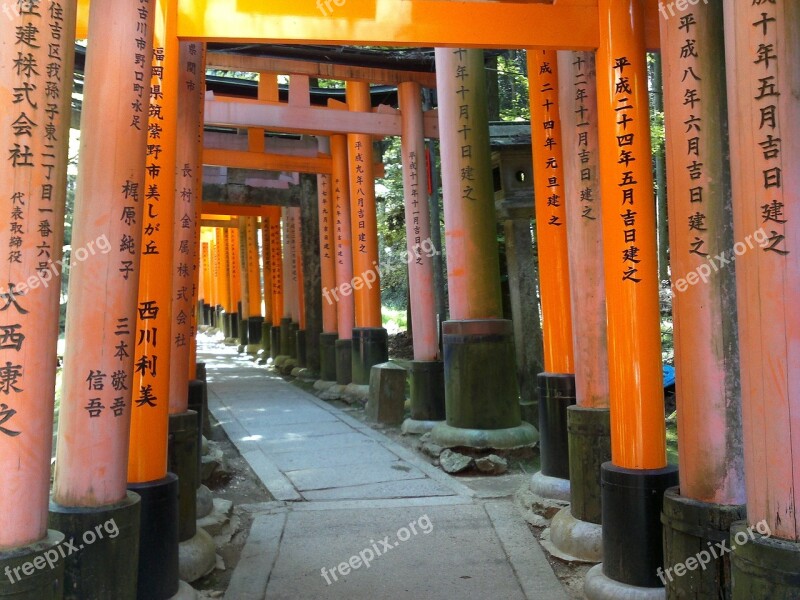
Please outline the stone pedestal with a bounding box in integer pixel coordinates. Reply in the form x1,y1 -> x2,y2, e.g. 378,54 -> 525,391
366,362 -> 407,425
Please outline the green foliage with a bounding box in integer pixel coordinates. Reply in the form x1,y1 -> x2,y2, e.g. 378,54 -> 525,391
376,136 -> 409,309
497,51 -> 530,121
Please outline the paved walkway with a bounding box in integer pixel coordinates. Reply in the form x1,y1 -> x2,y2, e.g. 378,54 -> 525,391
200,339 -> 568,600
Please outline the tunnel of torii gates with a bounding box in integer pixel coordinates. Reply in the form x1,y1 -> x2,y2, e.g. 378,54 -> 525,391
0,0 -> 796,598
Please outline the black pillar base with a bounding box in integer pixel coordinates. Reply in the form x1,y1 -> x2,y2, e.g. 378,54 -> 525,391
296,329 -> 307,368
538,373 -> 576,480
568,406 -> 610,524
319,332 -> 339,381
187,380 -> 206,473
220,311 -> 230,338
409,360 -> 446,422
0,531 -> 65,599
601,462 -> 679,588
203,303 -> 212,327
194,363 -> 211,437
128,474 -> 179,600
351,327 -> 389,385
229,312 -> 239,340
430,320 -> 537,449
168,411 -> 199,542
270,325 -> 281,360
259,321 -> 271,363
731,521 -> 800,599
247,317 -> 263,348
279,318 -> 293,357
288,322 -> 299,359
49,492 -> 140,600
661,487 -> 745,598
335,339 -> 353,385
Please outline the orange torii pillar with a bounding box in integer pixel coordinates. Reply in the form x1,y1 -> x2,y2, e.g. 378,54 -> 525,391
331,134 -> 356,384
546,51 -> 611,564
317,139 -> 339,381
49,0 -> 153,596
268,213 -> 284,360
724,3 -> 799,597
200,240 -> 212,326
278,207 -> 297,359
293,206 -> 308,368
167,40 -> 210,581
527,49 -> 576,501
398,82 -> 445,434
126,0 -> 184,595
244,217 -> 263,354
258,214 -> 274,361
584,0 -> 679,595
227,222 -> 242,344
236,218 -> 250,350
346,82 -> 388,385
658,5 -> 746,598
0,0 -> 75,595
429,49 -> 537,450
217,226 -> 232,336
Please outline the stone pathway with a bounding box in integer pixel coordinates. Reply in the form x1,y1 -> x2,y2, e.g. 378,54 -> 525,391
200,340 -> 567,600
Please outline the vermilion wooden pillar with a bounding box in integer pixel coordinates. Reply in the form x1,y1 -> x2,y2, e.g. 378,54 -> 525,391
244,217 -> 263,353
346,82 -> 388,385
331,134 -> 355,384
546,50 -> 611,563
317,137 -> 339,381
227,221 -> 242,344
398,82 -> 445,434
236,219 -> 251,349
0,0 -> 76,589
429,48 -> 536,451
724,2 -> 800,596
585,0 -> 679,595
49,0 -> 153,596
658,4 -> 746,597
126,0 -> 183,595
528,49 -> 576,497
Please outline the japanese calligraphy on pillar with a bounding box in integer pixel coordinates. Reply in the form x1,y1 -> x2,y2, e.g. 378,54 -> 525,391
269,218 -> 283,323
747,2 -> 788,256
320,175 -> 332,264
353,140 -> 368,255
569,53 -> 598,222
451,49 -> 479,209
532,57 -> 566,228
406,151 -> 424,265
2,0 -> 74,438
612,55 -> 643,283
334,174 -> 346,267
172,42 -> 201,355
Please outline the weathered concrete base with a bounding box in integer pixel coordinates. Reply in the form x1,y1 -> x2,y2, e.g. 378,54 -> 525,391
730,521 -> 800,599
585,564 -> 665,600
170,580 -> 198,600
313,379 -> 337,393
366,362 -> 407,425
295,329 -> 307,368
544,506 -> 603,563
351,327 -> 389,385
246,344 -> 261,355
0,530 -> 65,599
538,373 -> 576,480
178,528 -> 216,583
430,421 -> 538,450
515,482 -> 570,527
530,470 -> 570,502
408,360 -> 446,423
661,488 -> 745,599
319,332 -> 338,381
273,355 -> 290,368
168,411 -> 199,543
318,383 -> 347,401
402,418 -> 443,435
